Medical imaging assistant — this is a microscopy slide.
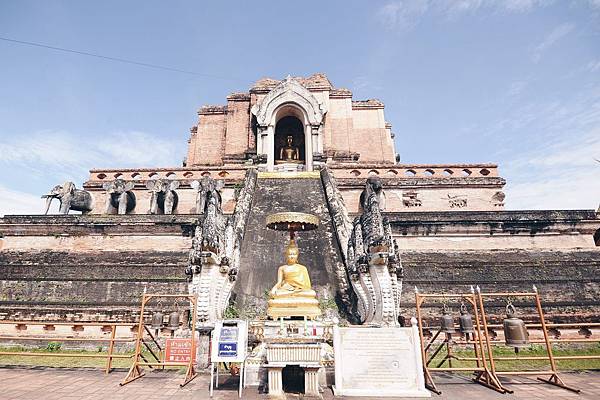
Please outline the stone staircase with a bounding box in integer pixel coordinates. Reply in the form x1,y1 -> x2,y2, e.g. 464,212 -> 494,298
234,174 -> 345,313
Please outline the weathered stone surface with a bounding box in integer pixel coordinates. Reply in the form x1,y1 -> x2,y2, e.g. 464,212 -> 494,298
400,249 -> 600,323
234,176 -> 345,315
0,250 -> 187,320
188,170 -> 257,326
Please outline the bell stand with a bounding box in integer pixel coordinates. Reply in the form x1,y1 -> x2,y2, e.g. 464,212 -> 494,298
121,293 -> 199,387
475,286 -> 580,393
414,288 -> 509,395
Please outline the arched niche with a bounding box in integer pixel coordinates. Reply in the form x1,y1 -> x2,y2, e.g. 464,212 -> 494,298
251,77 -> 327,171
275,115 -> 305,163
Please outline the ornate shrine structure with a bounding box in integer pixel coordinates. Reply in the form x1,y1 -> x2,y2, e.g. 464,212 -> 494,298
0,72 -> 599,330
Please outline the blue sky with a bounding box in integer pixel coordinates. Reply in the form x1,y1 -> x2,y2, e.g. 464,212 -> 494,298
0,0 -> 599,215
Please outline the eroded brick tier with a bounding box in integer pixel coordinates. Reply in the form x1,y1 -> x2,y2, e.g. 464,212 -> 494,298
1,209 -> 598,323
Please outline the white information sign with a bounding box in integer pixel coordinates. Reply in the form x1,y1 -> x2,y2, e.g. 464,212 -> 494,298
210,319 -> 248,363
333,320 -> 430,397
209,320 -> 249,398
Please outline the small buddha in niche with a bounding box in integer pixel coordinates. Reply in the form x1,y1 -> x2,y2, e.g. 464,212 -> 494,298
267,239 -> 321,319
279,135 -> 300,162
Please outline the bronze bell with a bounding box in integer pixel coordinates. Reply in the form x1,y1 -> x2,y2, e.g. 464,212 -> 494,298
440,304 -> 455,334
459,304 -> 474,338
503,303 -> 529,352
168,311 -> 180,330
151,311 -> 164,330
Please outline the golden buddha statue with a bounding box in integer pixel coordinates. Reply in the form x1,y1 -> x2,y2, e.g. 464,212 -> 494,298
267,239 -> 321,319
278,135 -> 300,163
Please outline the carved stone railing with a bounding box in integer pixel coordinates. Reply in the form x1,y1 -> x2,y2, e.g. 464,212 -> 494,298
87,164 -> 500,183
187,170 -> 258,327
330,164 -> 499,179
88,167 -> 248,182
321,168 -> 403,326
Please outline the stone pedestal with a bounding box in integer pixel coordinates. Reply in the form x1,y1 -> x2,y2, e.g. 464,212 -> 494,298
273,162 -> 305,173
304,366 -> 321,396
265,340 -> 322,397
267,366 -> 284,396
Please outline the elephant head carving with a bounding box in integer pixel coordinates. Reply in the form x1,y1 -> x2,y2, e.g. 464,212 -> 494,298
145,179 -> 179,214
102,179 -> 136,215
42,181 -> 93,215
191,176 -> 224,214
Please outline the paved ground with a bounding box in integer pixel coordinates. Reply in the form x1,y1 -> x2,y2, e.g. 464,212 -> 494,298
0,367 -> 598,399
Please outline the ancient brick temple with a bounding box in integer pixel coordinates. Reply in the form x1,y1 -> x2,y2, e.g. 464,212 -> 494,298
0,73 -> 599,325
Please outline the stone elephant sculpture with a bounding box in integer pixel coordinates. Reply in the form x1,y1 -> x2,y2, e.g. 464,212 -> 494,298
102,179 -> 136,215
146,179 -> 179,214
191,176 -> 224,214
42,181 -> 93,215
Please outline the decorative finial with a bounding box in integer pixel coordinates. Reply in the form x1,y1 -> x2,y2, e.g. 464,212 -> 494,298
532,284 -> 538,293
414,286 -> 419,294
476,285 -> 481,293
470,285 -> 475,293
285,74 -> 292,81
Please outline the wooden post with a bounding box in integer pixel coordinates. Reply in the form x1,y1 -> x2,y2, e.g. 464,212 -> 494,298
533,291 -> 580,393
414,291 -> 440,395
105,324 -> 117,374
120,294 -> 148,385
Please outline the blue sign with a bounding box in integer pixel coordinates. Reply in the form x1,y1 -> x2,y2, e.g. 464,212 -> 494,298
218,342 -> 238,357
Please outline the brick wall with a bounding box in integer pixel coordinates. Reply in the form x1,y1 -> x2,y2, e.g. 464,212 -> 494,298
0,250 -> 188,321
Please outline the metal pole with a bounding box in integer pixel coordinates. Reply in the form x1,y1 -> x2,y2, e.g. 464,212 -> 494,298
238,362 -> 243,398
210,362 -> 214,397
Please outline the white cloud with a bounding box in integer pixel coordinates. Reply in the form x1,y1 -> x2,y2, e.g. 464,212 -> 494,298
507,80 -> 528,98
587,0 -> 600,10
531,23 -> 575,63
502,0 -> 551,13
505,168 -> 600,210
0,130 -> 183,177
0,185 -> 43,216
587,60 -> 600,72
376,0 -> 555,30
504,128 -> 600,210
352,76 -> 384,92
0,130 -> 184,216
377,0 -> 430,31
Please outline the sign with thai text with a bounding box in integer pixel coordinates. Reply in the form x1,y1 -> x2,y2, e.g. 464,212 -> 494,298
164,338 -> 196,363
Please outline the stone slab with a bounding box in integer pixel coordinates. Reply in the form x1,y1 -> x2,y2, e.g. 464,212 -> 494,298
332,323 -> 430,397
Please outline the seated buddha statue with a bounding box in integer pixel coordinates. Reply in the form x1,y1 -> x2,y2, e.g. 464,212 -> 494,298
278,135 -> 301,163
267,239 -> 321,319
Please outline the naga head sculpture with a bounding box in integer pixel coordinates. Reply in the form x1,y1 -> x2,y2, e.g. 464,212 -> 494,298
359,175 -> 385,211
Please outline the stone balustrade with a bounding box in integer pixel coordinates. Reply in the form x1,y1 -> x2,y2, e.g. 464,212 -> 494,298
331,164 -> 499,179
88,167 -> 248,182
87,164 -> 499,183
266,343 -> 321,363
